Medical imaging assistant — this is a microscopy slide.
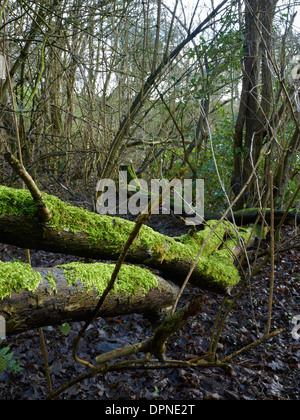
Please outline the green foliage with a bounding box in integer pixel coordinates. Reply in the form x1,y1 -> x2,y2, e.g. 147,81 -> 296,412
0,339 -> 23,375
188,16 -> 243,100
60,323 -> 71,336
159,109 -> 235,211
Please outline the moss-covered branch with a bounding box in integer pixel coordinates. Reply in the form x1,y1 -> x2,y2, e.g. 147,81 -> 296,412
4,154 -> 52,222
0,261 -> 179,335
142,296 -> 205,361
0,186 -> 254,294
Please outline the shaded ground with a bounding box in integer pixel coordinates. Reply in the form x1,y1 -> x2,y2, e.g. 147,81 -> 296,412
0,182 -> 299,400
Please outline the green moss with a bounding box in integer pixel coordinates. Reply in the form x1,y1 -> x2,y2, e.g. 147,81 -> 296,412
176,220 -> 231,257
0,186 -> 227,259
205,253 -> 239,288
0,260 -> 158,300
233,208 -> 270,215
0,261 -> 42,299
44,193 -> 132,249
0,186 -> 253,291
57,262 -> 158,296
45,272 -> 59,292
0,186 -> 40,219
0,185 -> 134,251
290,209 -> 300,215
173,221 -> 254,289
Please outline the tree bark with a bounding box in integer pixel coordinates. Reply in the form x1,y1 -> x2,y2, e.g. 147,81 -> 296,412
207,209 -> 300,226
231,0 -> 278,209
274,127 -> 300,207
0,267 -> 179,336
1,187 -> 297,336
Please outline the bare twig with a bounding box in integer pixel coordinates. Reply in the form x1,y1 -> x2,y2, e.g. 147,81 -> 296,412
221,329 -> 284,363
266,171 -> 275,335
38,327 -> 53,395
4,153 -> 52,222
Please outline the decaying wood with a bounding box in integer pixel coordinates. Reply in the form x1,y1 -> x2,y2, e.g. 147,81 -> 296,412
213,209 -> 300,226
0,267 -> 179,335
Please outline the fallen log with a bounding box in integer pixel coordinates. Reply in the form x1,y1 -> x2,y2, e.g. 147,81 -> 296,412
205,208 -> 300,226
0,186 -> 254,294
0,261 -> 179,335
116,165 -> 300,225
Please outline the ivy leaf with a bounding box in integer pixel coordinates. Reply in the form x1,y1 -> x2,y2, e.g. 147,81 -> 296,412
60,323 -> 71,336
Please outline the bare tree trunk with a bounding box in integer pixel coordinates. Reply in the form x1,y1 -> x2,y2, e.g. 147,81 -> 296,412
231,0 -> 278,209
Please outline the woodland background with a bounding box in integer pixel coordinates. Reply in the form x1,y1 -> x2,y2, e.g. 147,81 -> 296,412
0,0 -> 299,400
0,0 -> 299,209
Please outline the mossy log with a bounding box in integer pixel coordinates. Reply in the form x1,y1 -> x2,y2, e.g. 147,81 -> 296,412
0,186 -> 254,295
0,262 -> 179,335
116,166 -> 300,225
205,208 -> 300,225
0,186 -> 256,294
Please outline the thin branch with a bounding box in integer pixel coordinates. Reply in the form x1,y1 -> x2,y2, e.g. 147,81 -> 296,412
151,0 -> 162,75
39,327 -> 53,395
221,329 -> 284,363
4,153 -> 52,223
100,0 -> 229,180
266,171 -> 275,335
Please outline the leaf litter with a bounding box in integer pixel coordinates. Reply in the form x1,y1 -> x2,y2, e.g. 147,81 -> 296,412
0,209 -> 299,400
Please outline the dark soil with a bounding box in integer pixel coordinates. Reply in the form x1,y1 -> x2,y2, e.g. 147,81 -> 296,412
0,182 -> 299,400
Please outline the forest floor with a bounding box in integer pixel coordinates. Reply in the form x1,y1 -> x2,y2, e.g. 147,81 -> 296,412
0,181 -> 299,400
